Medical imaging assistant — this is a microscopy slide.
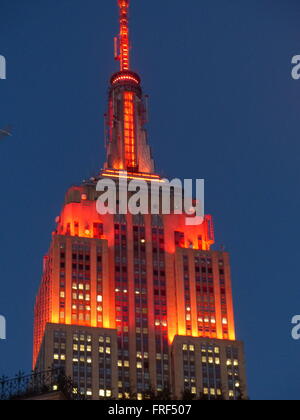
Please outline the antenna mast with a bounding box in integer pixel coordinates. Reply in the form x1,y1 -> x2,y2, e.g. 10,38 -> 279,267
115,0 -> 131,71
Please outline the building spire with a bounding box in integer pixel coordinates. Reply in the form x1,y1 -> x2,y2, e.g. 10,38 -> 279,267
103,0 -> 155,176
115,0 -> 131,71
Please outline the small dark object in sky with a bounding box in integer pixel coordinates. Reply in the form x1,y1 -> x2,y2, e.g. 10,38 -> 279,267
0,126 -> 12,140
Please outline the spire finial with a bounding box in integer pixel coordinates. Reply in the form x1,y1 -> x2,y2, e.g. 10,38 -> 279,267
115,0 -> 130,71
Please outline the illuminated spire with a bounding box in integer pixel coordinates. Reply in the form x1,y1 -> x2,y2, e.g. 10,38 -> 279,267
115,0 -> 131,71
104,0 -> 155,175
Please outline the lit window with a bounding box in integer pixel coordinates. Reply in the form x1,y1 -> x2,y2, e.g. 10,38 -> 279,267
137,393 -> 143,401
99,389 -> 105,397
97,295 -> 103,302
215,358 -> 220,365
210,388 -> 215,396
189,345 -> 195,352
191,387 -> 197,394
53,354 -> 59,360
234,360 -> 239,366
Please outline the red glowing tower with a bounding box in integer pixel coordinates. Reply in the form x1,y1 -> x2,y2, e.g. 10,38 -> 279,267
33,0 -> 247,400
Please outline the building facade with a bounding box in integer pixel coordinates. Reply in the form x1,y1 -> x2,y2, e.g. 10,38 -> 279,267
33,0 -> 247,400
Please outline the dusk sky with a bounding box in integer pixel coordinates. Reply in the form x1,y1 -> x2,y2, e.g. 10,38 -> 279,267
1,0 -> 300,400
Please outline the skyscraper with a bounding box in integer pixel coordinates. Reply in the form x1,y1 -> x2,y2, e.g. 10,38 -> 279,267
33,0 -> 247,400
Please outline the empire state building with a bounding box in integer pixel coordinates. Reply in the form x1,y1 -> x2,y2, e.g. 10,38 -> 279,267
33,0 -> 247,400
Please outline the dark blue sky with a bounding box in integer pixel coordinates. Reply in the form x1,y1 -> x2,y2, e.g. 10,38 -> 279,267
0,0 -> 300,400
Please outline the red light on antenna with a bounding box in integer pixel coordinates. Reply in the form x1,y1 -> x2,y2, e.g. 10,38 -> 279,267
111,74 -> 139,85
117,0 -> 130,71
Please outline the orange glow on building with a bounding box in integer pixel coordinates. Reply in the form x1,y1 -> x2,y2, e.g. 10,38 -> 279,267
33,0 -> 245,400
123,91 -> 136,168
111,73 -> 140,85
101,169 -> 165,183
